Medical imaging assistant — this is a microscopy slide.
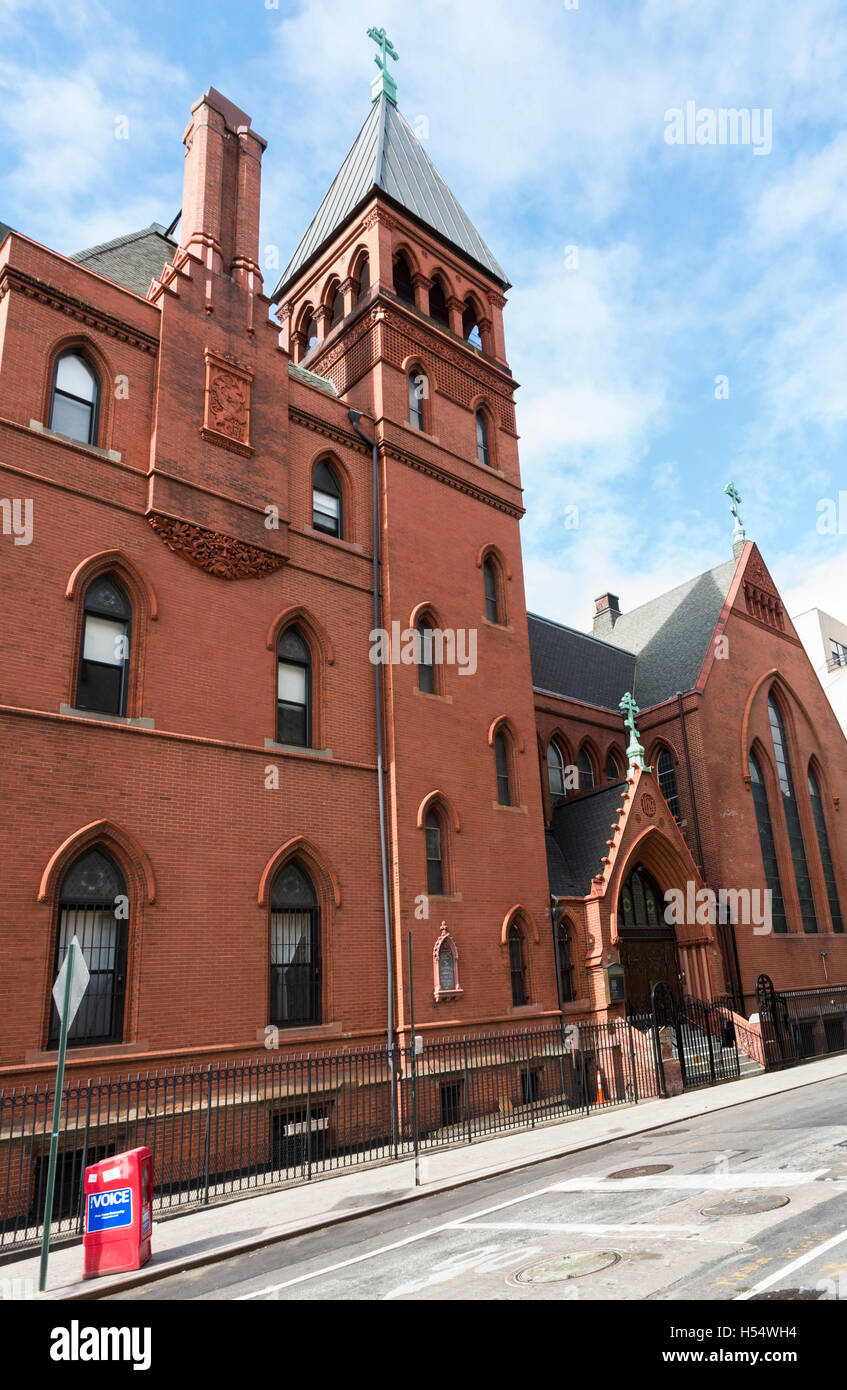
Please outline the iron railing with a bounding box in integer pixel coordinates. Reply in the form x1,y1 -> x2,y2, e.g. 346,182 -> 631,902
0,1018 -> 662,1252
756,976 -> 847,1070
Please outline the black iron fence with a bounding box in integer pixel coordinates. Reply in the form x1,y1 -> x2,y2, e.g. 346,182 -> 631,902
756,975 -> 847,1071
0,1017 -> 662,1253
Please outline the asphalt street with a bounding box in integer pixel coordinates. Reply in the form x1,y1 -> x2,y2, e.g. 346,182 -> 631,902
106,1077 -> 847,1301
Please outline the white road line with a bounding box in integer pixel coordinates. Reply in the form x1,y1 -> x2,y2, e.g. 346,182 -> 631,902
450,1221 -> 704,1236
552,1171 -> 830,1192
235,1184 -> 559,1299
735,1228 -> 847,1301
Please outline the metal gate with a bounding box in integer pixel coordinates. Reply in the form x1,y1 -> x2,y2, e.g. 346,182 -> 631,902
651,982 -> 740,1092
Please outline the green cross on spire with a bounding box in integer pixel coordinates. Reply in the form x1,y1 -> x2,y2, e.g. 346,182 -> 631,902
619,691 -> 648,773
367,26 -> 399,105
724,480 -> 746,544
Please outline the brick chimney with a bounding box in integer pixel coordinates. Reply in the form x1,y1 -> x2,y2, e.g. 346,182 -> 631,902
180,87 -> 266,291
593,592 -> 621,637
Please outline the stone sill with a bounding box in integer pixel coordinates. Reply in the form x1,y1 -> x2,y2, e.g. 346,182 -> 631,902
302,525 -> 365,555
492,802 -> 528,814
29,419 -> 121,462
413,687 -> 453,705
264,739 -> 333,759
59,704 -> 154,728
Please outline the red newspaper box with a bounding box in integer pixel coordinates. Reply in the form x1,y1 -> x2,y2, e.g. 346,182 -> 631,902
82,1146 -> 152,1279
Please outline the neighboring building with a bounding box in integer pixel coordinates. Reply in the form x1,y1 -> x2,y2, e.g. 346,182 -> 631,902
793,608 -> 847,736
2,68 -> 847,1098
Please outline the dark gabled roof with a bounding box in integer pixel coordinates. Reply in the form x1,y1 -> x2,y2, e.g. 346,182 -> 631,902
546,782 -> 628,898
528,555 -> 740,714
605,557 -> 737,708
273,95 -> 508,298
0,221 -> 12,247
528,613 -> 636,712
72,223 -> 176,297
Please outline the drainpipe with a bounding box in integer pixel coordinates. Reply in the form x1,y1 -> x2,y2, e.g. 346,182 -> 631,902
349,409 -> 397,1139
550,894 -> 566,1035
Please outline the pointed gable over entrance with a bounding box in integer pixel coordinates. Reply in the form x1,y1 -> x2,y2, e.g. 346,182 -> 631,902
272,94 -> 508,299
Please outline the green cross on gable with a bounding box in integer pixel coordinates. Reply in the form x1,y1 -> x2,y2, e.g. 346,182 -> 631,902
724,480 -> 746,542
367,26 -> 399,105
619,691 -> 648,773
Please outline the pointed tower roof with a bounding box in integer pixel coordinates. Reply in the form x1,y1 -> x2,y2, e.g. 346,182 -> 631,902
272,95 -> 508,299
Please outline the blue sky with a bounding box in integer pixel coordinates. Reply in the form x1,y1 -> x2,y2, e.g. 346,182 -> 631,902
2,0 -> 846,632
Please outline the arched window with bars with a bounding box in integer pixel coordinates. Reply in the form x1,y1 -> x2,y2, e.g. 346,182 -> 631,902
48,848 -> 128,1047
577,746 -> 595,791
312,459 -> 343,538
508,920 -> 528,1006
547,740 -> 566,800
269,860 -> 321,1027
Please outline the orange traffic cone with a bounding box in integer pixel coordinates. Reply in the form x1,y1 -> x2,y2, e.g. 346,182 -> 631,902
596,1071 -> 608,1105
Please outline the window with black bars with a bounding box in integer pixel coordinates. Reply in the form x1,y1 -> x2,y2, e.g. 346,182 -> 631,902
48,849 -> 128,1047
808,768 -> 844,933
749,751 -> 789,934
508,923 -> 527,1006
768,697 -> 818,933
483,558 -> 499,623
269,862 -> 321,1027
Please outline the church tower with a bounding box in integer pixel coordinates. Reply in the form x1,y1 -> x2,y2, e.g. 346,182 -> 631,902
273,37 -> 553,1038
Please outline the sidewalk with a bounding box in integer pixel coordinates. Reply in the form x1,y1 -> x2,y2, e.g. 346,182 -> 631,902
7,1051 -> 847,1301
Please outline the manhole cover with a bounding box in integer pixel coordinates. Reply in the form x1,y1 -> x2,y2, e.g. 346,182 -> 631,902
607,1164 -> 672,1179
510,1251 -> 620,1285
701,1194 -> 790,1217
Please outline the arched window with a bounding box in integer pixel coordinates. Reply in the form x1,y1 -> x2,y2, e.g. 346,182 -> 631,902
619,864 -> 663,929
329,284 -> 344,329
300,312 -> 318,357
808,767 -> 844,933
768,695 -> 818,933
656,747 -> 680,819
577,746 -> 595,791
557,921 -> 575,1004
547,740 -> 566,799
508,921 -> 527,1005
438,938 -> 455,990
312,459 -> 343,538
463,300 -> 482,348
49,848 -> 128,1047
749,751 -> 789,934
393,253 -> 415,305
269,860 -> 320,1027
605,749 -> 623,782
277,627 -> 311,747
475,410 -> 490,466
428,276 -> 449,326
416,619 -> 435,694
50,351 -> 100,445
483,557 -> 500,623
409,370 -> 426,430
76,574 -> 132,716
425,808 -> 444,895
355,256 -> 370,304
495,731 -> 512,806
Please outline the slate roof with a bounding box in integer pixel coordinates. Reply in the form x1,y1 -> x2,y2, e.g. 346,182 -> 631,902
73,223 -> 177,297
273,95 -> 508,299
0,221 -> 12,247
527,613 -> 636,712
604,558 -> 738,708
288,360 -> 338,396
528,556 -> 739,713
546,782 -> 628,898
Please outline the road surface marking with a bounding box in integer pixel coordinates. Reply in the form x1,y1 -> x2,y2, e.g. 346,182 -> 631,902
735,1228 -> 847,1300
552,1171 -> 830,1192
235,1184 -> 560,1299
453,1221 -> 704,1235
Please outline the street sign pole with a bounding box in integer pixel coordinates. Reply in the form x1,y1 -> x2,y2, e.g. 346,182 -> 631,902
38,937 -> 89,1293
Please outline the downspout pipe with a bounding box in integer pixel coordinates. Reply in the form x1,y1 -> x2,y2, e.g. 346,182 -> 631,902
349,410 -> 397,1134
550,894 -> 566,1036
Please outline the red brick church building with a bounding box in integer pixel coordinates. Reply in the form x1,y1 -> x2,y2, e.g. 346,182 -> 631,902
2,70 -> 846,1091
